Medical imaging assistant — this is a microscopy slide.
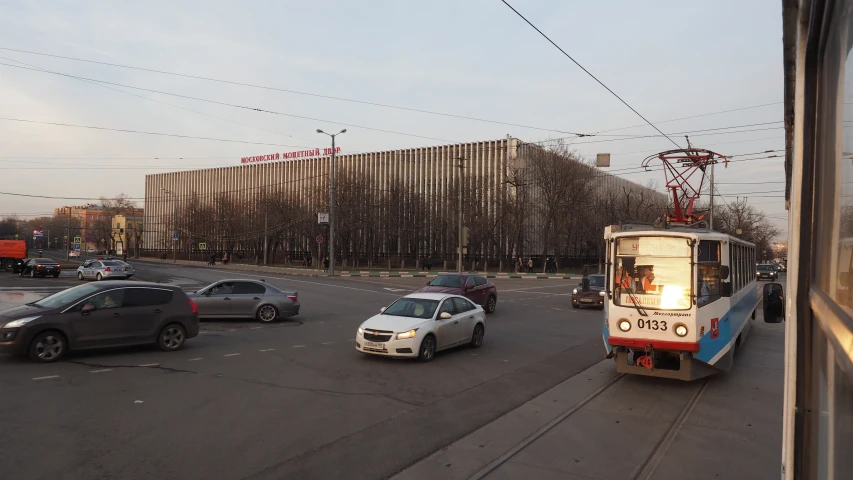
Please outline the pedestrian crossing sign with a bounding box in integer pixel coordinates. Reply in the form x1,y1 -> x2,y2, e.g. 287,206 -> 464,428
199,242 -> 207,251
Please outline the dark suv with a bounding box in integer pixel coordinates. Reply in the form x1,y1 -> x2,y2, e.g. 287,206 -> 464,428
417,274 -> 498,313
0,281 -> 199,362
572,274 -> 606,309
756,264 -> 779,281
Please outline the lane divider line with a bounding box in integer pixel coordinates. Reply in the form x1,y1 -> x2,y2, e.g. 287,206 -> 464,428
188,358 -> 203,361
138,363 -> 159,367
89,369 -> 113,373
223,353 -> 241,357
292,345 -> 306,348
32,375 -> 59,380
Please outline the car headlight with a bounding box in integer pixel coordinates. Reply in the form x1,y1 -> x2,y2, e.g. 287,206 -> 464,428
599,291 -> 605,297
357,327 -> 364,335
572,288 -> 578,294
396,329 -> 418,340
674,323 -> 688,337
618,319 -> 631,332
3,316 -> 41,328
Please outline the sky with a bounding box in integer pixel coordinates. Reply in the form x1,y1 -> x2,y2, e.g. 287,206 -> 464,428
0,0 -> 787,237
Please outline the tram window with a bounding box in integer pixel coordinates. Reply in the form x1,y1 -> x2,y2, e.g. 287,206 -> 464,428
697,263 -> 721,306
698,241 -> 720,262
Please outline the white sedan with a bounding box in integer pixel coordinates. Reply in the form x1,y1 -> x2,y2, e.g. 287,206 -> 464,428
356,293 -> 486,362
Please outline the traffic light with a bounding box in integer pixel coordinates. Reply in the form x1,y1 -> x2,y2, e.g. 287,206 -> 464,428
38,225 -> 43,233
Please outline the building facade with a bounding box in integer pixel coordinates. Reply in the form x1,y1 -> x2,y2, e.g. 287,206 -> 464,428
55,204 -> 144,251
143,138 -> 666,266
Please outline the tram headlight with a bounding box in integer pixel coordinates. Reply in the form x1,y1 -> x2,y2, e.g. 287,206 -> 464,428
674,323 -> 689,337
618,319 -> 631,332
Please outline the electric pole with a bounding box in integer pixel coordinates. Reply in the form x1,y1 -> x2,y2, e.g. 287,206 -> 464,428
709,159 -> 715,230
317,128 -> 346,276
457,157 -> 464,273
263,200 -> 268,265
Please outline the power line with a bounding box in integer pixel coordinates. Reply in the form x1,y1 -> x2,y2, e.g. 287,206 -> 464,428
0,60 -> 456,144
0,117 -> 315,148
593,102 -> 782,134
499,0 -> 681,149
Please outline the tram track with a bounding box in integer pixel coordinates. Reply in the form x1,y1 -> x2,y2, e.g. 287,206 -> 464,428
466,373 -> 710,480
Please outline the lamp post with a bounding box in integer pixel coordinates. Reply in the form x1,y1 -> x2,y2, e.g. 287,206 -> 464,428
316,128 -> 346,276
162,188 -> 177,263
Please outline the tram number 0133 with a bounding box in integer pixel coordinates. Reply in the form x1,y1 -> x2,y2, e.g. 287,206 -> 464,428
637,319 -> 668,331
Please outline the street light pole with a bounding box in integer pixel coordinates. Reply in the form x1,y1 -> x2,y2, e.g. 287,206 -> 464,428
162,188 -> 177,263
458,157 -> 464,272
317,128 -> 346,276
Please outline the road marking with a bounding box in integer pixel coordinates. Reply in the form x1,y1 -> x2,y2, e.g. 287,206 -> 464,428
188,357 -> 203,361
292,345 -> 306,348
223,353 -> 241,357
321,341 -> 334,345
502,284 -> 574,292
553,308 -> 563,311
227,329 -> 236,332
32,375 -> 59,380
250,326 -> 263,330
259,348 -> 276,352
383,287 -> 409,292
138,363 -> 160,367
198,269 -> 401,296
89,369 -> 113,373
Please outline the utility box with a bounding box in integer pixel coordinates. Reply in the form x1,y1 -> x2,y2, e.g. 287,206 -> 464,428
596,153 -> 611,167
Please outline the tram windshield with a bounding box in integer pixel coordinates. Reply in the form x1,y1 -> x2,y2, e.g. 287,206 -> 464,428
613,236 -> 692,310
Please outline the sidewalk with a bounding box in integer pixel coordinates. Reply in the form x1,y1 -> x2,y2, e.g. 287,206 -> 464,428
391,317 -> 784,480
130,257 -> 580,280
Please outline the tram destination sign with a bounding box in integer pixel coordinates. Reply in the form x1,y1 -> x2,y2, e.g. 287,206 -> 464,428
241,147 -> 341,164
616,237 -> 691,257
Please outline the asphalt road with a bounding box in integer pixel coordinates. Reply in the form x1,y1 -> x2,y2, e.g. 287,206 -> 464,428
0,260 -> 608,480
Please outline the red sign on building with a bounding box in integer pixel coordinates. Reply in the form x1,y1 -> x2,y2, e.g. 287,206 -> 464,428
241,147 -> 341,164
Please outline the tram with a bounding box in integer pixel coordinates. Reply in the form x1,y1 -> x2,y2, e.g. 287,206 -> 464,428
602,223 -> 760,380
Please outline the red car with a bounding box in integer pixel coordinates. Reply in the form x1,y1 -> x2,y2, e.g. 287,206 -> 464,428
417,273 -> 497,313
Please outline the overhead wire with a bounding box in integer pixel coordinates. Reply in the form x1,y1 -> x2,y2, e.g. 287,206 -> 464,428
499,0 -> 681,149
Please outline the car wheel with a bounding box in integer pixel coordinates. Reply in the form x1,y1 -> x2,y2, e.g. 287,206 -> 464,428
2,259 -> 13,271
158,324 -> 186,351
77,272 -> 84,280
96,273 -> 103,281
485,296 -> 497,314
418,334 -> 436,362
469,323 -> 485,348
28,331 -> 67,363
572,302 -> 579,308
52,273 -> 59,278
256,304 -> 278,323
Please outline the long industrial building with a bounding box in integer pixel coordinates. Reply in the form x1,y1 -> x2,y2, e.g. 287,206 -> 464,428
143,137 -> 666,266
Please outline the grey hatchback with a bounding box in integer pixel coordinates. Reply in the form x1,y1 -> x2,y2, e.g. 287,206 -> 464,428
0,281 -> 199,362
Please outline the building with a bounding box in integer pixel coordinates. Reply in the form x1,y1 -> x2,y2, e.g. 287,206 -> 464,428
113,215 -> 144,256
55,204 -> 144,251
143,138 -> 666,267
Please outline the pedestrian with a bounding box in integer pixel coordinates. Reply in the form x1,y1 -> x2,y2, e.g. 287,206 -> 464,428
527,257 -> 534,274
222,252 -> 229,265
239,253 -> 243,264
323,257 -> 330,272
582,265 -> 591,292
123,251 -> 127,263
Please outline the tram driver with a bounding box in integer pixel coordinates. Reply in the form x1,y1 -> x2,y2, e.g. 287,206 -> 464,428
614,264 -> 633,291
640,265 -> 662,293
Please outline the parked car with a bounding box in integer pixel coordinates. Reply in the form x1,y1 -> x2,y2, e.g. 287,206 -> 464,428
0,281 -> 199,362
19,258 -> 61,278
69,251 -> 80,258
187,279 -> 299,322
355,293 -> 486,362
77,259 -> 134,281
571,274 -> 606,309
416,273 -> 498,313
756,264 -> 779,281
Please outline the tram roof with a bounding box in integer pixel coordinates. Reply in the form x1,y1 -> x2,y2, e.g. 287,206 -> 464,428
605,224 -> 755,246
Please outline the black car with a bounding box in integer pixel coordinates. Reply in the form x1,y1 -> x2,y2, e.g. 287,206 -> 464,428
572,274 -> 606,309
19,258 -> 61,278
0,281 -> 200,362
756,264 -> 779,281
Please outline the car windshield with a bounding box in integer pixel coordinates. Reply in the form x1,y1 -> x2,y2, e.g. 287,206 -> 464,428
428,275 -> 464,288
613,236 -> 693,310
32,284 -> 102,309
382,298 -> 440,319
31,258 -> 54,263
757,265 -> 774,271
589,275 -> 605,288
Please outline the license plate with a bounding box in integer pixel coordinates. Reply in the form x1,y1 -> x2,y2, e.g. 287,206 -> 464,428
581,299 -> 593,303
363,341 -> 385,349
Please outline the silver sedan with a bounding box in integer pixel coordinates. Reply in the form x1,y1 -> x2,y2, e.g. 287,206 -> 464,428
77,259 -> 135,281
187,279 -> 299,322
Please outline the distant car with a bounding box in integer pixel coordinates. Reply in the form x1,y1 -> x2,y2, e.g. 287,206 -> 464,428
76,259 -> 134,281
187,279 -> 299,322
356,293 -> 486,362
19,258 -> 61,278
756,264 -> 779,281
0,281 -> 199,362
86,249 -> 96,254
69,251 -> 80,258
571,274 -> 606,309
417,273 -> 498,313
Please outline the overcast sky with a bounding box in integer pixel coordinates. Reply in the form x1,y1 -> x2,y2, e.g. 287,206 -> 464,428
0,0 -> 787,236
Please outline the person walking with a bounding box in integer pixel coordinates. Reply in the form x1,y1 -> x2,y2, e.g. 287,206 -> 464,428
323,257 -> 330,273
209,253 -> 216,265
527,257 -> 534,274
581,266 -> 591,292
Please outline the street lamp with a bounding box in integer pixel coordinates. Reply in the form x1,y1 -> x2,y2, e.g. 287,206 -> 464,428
316,128 -> 346,276
162,188 -> 177,263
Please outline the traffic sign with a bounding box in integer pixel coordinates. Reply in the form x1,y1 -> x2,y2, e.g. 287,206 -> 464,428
73,236 -> 81,244
74,243 -> 81,250
199,242 -> 207,251
32,230 -> 43,237
318,213 -> 329,224
173,232 -> 179,240
316,235 -> 324,244
85,237 -> 91,242
187,238 -> 195,245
